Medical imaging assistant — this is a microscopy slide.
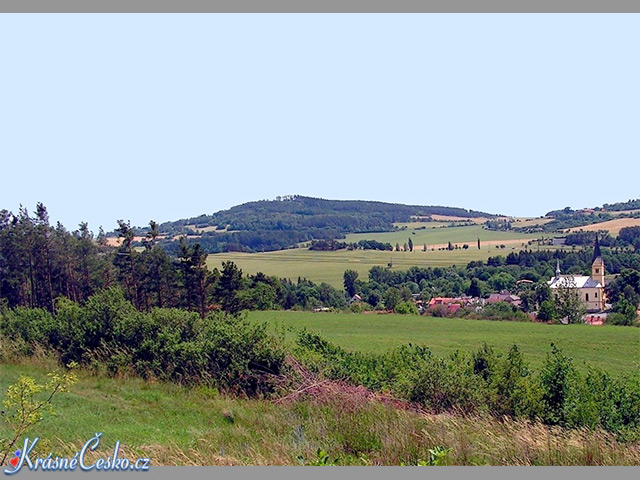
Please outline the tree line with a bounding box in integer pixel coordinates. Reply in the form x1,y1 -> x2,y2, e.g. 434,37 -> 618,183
0,204 -> 347,317
2,204 -> 638,322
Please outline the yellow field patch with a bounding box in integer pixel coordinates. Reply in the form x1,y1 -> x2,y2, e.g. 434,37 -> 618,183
512,217 -> 554,228
393,221 -> 463,229
106,235 -> 164,247
428,214 -> 490,224
566,217 -> 640,236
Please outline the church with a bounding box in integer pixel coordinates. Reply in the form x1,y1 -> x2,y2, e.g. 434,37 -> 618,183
547,238 -> 606,312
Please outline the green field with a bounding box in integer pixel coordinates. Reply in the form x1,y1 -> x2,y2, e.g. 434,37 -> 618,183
345,224 -> 541,247
207,224 -> 547,287
208,247 -> 509,287
249,310 -> 640,376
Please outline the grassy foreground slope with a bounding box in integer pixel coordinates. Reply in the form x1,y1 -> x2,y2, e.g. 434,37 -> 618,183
1,358 -> 639,466
249,311 -> 640,376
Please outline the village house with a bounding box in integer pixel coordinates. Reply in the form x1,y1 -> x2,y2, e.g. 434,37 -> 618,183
426,296 -> 479,315
547,238 -> 606,312
486,290 -> 522,308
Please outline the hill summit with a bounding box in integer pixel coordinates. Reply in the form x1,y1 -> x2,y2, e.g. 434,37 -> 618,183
151,196 -> 497,253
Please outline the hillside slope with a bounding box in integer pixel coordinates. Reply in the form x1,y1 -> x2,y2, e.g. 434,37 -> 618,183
148,196 -> 497,253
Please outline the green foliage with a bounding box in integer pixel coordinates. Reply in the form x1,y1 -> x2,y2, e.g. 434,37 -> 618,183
467,277 -> 486,298
343,270 -> 359,298
477,302 -> 529,322
552,276 -> 586,324
295,331 -> 640,437
384,288 -> 402,311
401,446 -> 452,466
156,196 -> 493,253
402,351 -> 490,414
539,344 -> 578,425
488,272 -> 516,291
607,312 -> 637,327
393,301 -> 419,315
296,448 -> 340,466
618,226 -> 640,251
0,289 -> 286,396
537,300 -> 557,322
348,301 -> 373,313
0,366 -> 76,465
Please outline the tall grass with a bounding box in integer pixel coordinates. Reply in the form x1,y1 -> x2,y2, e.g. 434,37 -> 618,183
1,356 -> 638,466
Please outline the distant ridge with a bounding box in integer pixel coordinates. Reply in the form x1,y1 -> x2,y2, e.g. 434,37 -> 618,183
141,195 -> 498,254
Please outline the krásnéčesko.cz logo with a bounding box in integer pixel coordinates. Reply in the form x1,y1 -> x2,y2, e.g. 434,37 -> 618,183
3,433 -> 150,474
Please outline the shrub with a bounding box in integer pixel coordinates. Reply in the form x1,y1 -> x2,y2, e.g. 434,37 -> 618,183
607,312 -> 637,327
478,302 -> 529,321
349,302 -> 373,313
294,332 -> 639,437
401,351 -> 489,414
0,307 -> 56,355
394,301 -> 419,315
539,344 -> 579,426
0,289 -> 286,396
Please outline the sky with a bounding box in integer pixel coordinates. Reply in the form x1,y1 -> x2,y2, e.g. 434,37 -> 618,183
0,14 -> 638,232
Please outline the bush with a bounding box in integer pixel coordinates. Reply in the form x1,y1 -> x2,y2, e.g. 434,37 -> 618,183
294,332 -> 640,437
349,302 -> 373,313
477,302 -> 529,321
0,307 -> 56,355
539,344 -> 579,426
394,301 -> 419,315
401,351 -> 489,414
0,288 -> 286,396
606,312 -> 636,326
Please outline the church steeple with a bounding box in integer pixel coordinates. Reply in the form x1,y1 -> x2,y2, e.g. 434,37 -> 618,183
555,259 -> 561,278
592,235 -> 602,263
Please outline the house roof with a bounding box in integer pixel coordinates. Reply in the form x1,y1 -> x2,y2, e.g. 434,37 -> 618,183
487,292 -> 521,303
548,275 -> 602,289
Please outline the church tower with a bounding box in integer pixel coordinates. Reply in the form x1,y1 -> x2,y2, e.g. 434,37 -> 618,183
591,236 -> 606,310
591,236 -> 605,287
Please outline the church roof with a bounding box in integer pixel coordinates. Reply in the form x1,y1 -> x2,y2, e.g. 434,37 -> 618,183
548,275 -> 602,289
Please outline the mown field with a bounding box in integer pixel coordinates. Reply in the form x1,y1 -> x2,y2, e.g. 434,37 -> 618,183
1,357 -> 639,466
207,247 -> 523,288
206,223 -> 549,287
344,224 -> 540,248
248,311 -> 640,376
566,217 -> 640,236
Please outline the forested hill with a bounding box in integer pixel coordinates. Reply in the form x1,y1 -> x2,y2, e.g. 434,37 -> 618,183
150,196 -> 496,253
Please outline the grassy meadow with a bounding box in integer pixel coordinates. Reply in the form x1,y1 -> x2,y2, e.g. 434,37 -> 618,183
344,223 -> 540,247
206,222 -> 552,287
204,220 -> 559,287
1,357 -> 639,466
248,311 -> 640,376
207,248 -> 511,287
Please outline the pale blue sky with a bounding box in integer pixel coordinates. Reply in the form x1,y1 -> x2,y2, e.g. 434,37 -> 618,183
1,14 -> 638,232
